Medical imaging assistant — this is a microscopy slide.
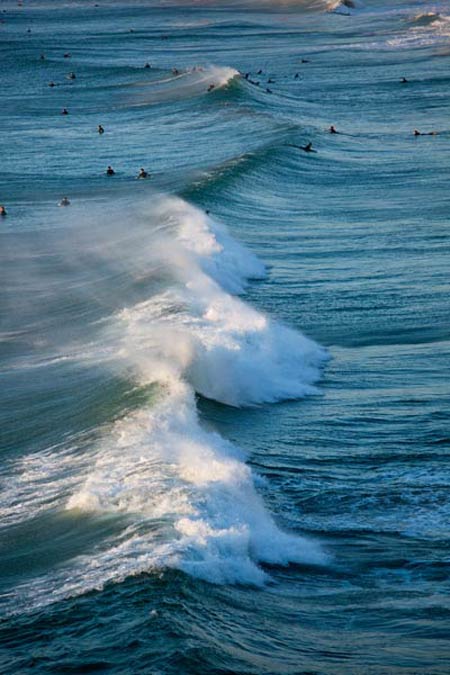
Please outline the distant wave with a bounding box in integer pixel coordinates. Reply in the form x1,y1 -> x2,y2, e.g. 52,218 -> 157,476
125,65 -> 240,107
326,0 -> 363,14
409,12 -> 445,26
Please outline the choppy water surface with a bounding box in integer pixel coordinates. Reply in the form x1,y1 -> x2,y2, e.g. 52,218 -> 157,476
1,0 -> 450,672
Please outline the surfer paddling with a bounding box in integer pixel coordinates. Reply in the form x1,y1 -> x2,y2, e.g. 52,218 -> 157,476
288,142 -> 317,153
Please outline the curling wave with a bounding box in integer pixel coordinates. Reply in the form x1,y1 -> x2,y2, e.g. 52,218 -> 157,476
66,197 -> 329,587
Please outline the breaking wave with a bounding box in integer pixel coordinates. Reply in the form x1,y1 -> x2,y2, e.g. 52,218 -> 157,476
2,195 -> 329,613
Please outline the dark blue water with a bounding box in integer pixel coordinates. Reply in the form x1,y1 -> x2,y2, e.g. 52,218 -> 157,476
1,0 -> 450,672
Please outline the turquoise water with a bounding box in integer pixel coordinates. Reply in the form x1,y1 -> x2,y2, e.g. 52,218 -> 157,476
1,0 -> 450,672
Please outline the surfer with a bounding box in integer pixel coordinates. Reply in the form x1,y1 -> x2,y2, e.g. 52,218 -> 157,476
0,205 -> 7,217
67,72 -> 76,80
329,125 -> 338,134
414,129 -> 438,136
59,197 -> 71,207
48,81 -> 56,87
207,84 -> 215,92
266,87 -> 272,93
294,73 -> 299,79
106,166 -> 115,176
137,168 -> 149,179
98,124 -> 105,134
63,52 -> 71,58
61,108 -> 69,115
144,63 -> 150,68
400,77 -> 408,83
288,142 -> 317,153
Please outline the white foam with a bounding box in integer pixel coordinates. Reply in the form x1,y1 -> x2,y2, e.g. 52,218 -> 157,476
67,378 -> 327,589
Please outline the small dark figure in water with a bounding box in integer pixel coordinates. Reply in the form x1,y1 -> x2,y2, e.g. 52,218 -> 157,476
400,77 -> 408,83
329,125 -> 338,134
137,168 -> 149,179
144,62 -> 150,68
294,73 -> 299,79
268,78 -> 274,84
414,129 -> 438,136
61,108 -> 69,115
64,52 -> 71,58
49,81 -> 56,87
40,53 -> 45,60
266,88 -> 272,93
257,69 -> 263,75
59,197 -> 71,207
106,166 -> 115,176
244,73 -> 249,80
205,210 -> 210,215
289,142 -> 317,153
301,58 -> 310,63
67,72 -> 76,80
98,124 -> 105,134
172,68 -> 180,75
207,84 -> 215,92
0,205 -> 7,217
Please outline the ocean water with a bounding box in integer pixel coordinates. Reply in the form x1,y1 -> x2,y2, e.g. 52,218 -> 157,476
1,0 -> 450,672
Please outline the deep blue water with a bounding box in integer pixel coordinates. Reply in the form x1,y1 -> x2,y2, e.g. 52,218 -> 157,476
1,0 -> 450,673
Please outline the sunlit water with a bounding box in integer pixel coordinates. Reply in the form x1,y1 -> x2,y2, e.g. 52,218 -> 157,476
1,0 -> 450,672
